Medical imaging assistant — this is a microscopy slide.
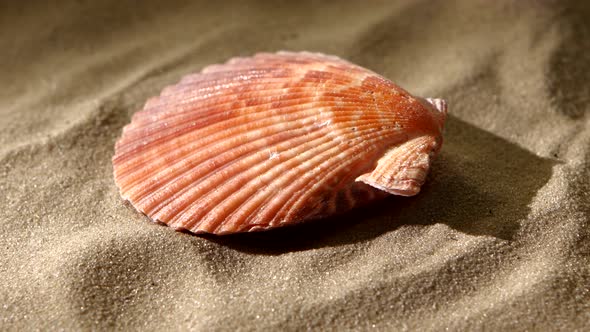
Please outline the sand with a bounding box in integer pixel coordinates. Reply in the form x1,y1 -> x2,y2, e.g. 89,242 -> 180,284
1,0 -> 589,330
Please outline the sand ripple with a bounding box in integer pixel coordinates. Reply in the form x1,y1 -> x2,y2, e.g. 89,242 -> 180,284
1,1 -> 588,330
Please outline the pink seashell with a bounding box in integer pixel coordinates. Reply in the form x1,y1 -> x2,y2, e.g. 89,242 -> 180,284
112,51 -> 448,235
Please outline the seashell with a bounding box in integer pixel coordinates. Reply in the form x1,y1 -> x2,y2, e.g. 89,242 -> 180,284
112,51 -> 448,235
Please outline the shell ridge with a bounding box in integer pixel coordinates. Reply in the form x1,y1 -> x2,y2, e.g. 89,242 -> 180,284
180,62 -> 360,87
169,104 -> 404,231
269,90 -> 395,223
165,130 -> 338,231
276,128 -> 403,224
120,88 -> 370,146
129,122 -> 328,212
135,63 -> 367,120
115,82 -> 373,158
176,68 -> 359,96
204,134 -> 358,233
142,119 -> 337,220
114,91 -> 371,169
238,156 -> 366,230
209,119 -> 397,232
119,105 -> 404,222
114,84 -> 396,177
115,108 -> 324,184
154,63 -> 367,112
223,123 -> 405,231
173,107 -> 414,230
114,102 -> 386,190
182,67 -> 289,83
136,84 -> 368,127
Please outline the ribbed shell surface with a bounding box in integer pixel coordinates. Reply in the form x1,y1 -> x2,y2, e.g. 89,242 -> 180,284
112,52 -> 447,234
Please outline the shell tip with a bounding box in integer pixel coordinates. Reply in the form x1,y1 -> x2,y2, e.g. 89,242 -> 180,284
426,98 -> 447,115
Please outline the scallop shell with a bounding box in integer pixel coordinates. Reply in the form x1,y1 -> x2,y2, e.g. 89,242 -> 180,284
112,51 -> 447,235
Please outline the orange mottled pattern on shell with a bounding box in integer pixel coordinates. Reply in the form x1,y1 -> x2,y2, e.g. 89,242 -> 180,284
112,52 -> 447,234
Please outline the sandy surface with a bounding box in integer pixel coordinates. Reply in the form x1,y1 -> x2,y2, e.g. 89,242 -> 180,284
1,0 -> 589,330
